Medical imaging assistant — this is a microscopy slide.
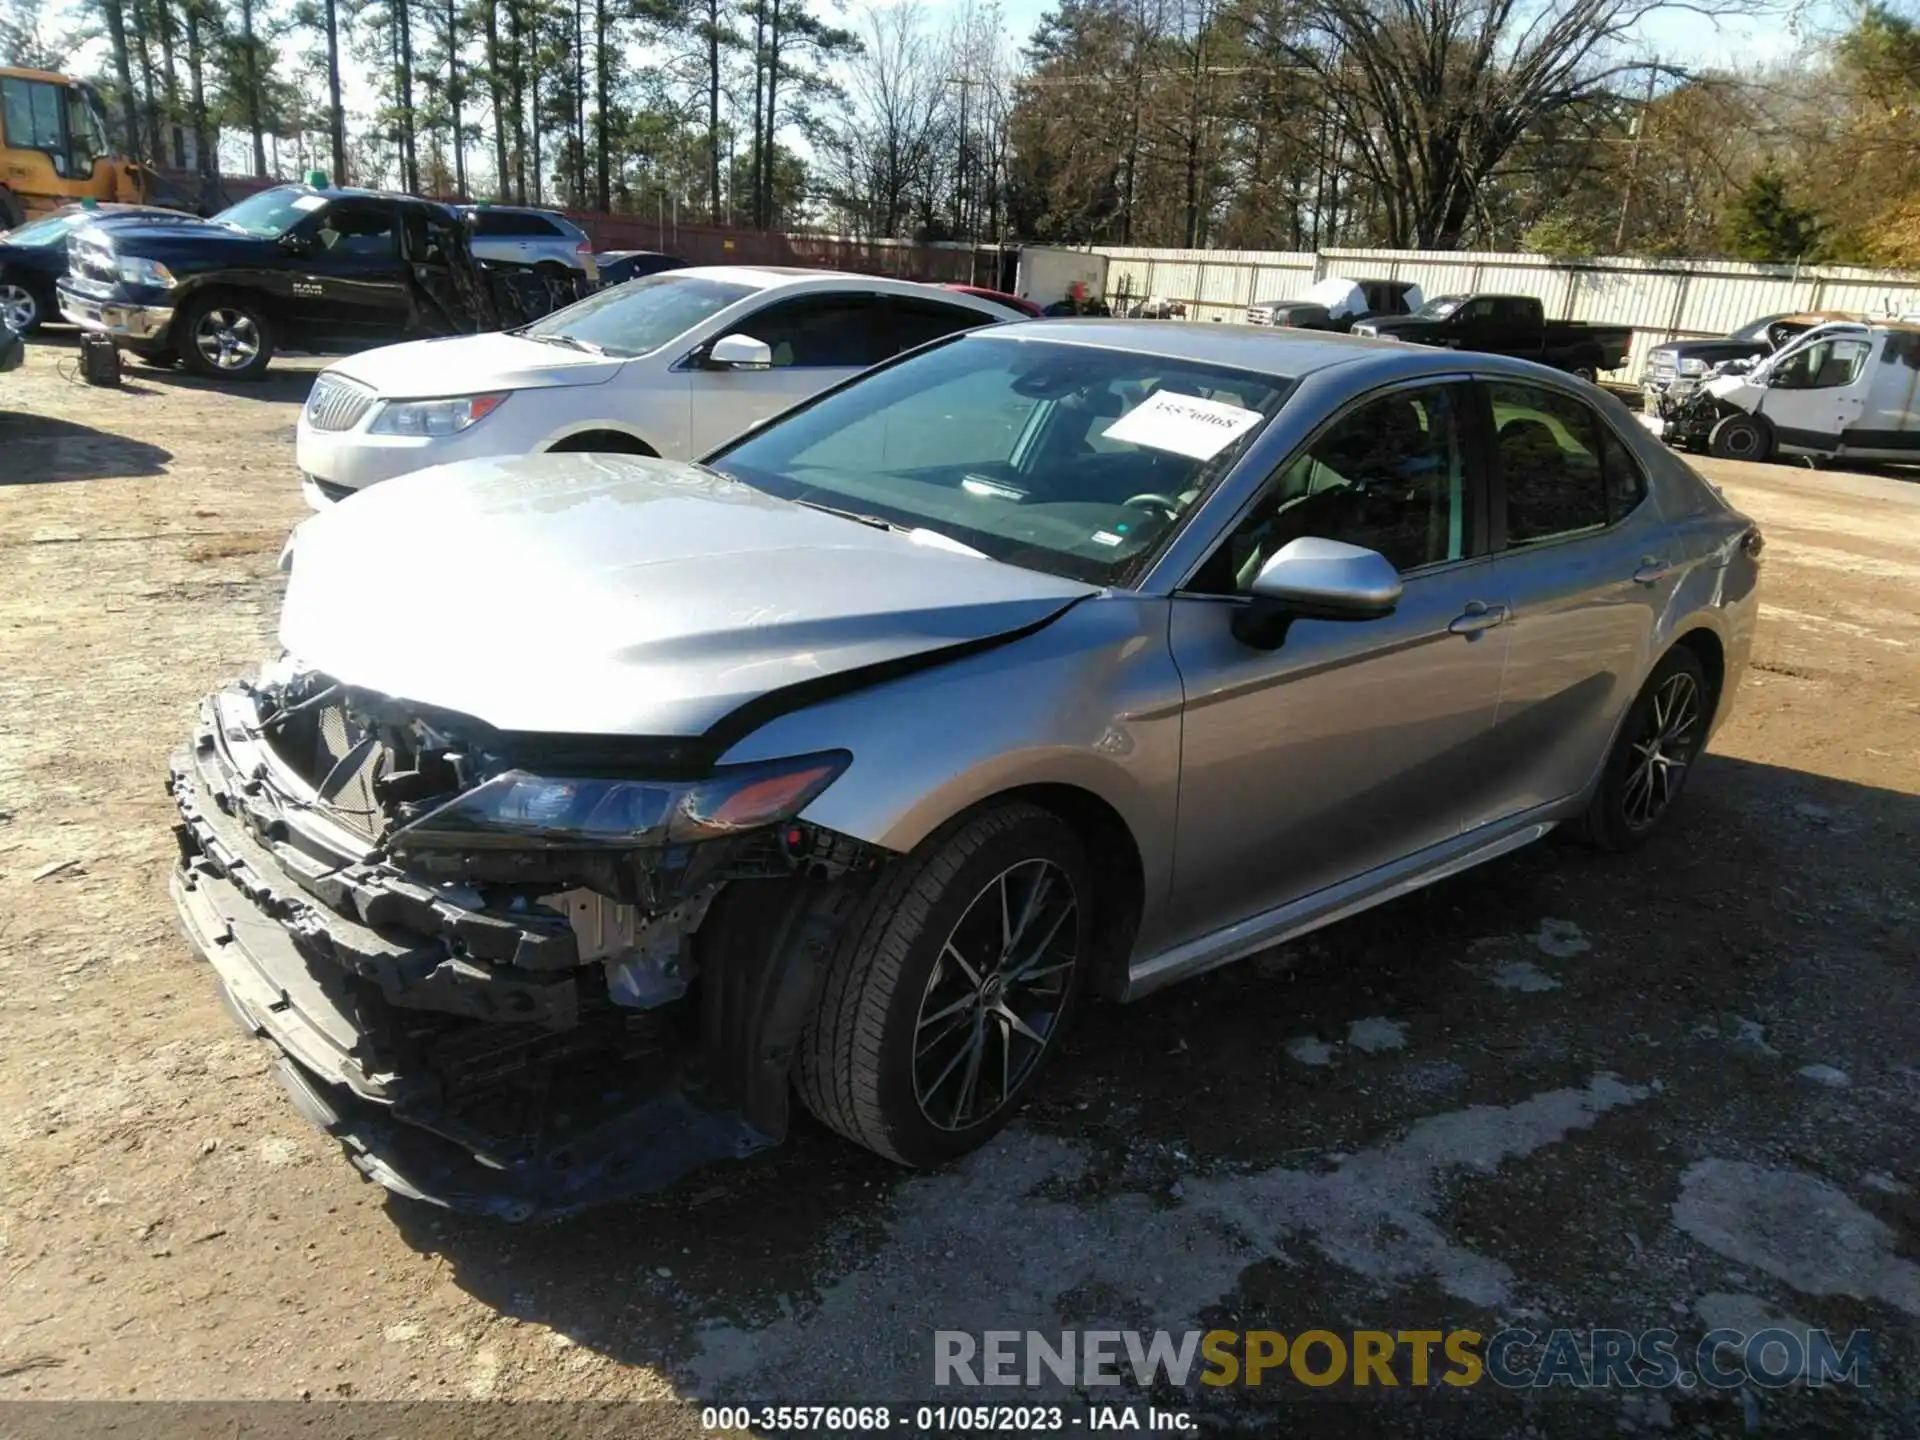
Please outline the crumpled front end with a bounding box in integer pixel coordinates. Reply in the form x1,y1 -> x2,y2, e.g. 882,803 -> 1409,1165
167,671 -> 874,1220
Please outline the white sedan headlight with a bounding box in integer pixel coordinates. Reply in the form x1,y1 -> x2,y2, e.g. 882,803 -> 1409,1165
369,393 -> 510,437
116,255 -> 176,288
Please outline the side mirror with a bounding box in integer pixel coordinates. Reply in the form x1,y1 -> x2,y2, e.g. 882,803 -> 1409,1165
279,231 -> 311,254
1231,537 -> 1402,650
706,332 -> 773,370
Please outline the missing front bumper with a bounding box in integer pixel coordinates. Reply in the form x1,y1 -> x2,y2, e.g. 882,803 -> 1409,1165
165,696 -> 779,1220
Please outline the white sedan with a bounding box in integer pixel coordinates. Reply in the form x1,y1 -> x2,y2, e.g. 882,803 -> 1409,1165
294,267 -> 1022,507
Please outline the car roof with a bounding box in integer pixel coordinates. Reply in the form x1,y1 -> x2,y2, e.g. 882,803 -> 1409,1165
665,265 -> 1017,302
52,202 -> 173,217
459,203 -> 576,219
261,183 -> 457,213
963,318 -> 1406,377
962,317 -> 1639,388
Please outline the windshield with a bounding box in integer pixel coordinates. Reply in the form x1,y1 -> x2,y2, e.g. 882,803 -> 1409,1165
709,334 -> 1289,586
1730,314 -> 1786,343
2,212 -> 84,247
520,274 -> 754,358
213,187 -> 328,237
1414,296 -> 1464,319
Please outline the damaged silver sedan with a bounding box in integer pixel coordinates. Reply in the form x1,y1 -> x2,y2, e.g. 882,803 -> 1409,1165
169,321 -> 1761,1218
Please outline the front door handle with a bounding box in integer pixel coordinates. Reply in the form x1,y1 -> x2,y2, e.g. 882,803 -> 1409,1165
1632,557 -> 1677,586
1448,601 -> 1509,636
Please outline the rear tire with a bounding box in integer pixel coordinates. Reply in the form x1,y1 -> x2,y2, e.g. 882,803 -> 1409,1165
795,802 -> 1092,1167
1709,412 -> 1773,463
178,293 -> 274,380
1573,646 -> 1711,852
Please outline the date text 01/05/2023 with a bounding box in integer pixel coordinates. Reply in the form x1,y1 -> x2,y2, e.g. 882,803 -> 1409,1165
699,1405 -> 1195,1432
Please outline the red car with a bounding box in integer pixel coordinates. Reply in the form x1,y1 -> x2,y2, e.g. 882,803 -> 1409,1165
942,283 -> 1043,318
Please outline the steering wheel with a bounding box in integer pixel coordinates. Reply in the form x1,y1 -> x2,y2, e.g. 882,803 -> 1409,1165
1123,493 -> 1181,521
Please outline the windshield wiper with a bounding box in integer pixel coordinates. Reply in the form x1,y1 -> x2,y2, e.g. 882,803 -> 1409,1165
792,499 -> 982,556
525,332 -> 603,354
793,498 -> 903,532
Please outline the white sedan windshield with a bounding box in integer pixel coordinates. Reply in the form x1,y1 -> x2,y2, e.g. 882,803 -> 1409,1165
710,334 -> 1288,586
520,274 -> 753,358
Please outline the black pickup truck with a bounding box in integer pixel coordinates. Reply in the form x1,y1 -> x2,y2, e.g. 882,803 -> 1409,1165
56,184 -> 574,380
1353,294 -> 1634,381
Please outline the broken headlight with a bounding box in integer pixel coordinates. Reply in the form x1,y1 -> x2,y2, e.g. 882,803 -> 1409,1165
369,392 -> 509,437
389,752 -> 850,852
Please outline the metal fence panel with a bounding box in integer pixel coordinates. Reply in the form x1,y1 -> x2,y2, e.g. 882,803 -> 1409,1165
1083,243 -> 1920,379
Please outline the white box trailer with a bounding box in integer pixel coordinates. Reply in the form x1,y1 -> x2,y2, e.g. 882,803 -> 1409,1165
1014,247 -> 1110,311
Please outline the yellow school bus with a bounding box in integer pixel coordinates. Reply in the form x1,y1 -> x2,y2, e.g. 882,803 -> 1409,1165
0,66 -> 171,228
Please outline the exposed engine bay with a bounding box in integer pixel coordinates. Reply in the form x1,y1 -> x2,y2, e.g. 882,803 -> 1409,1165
167,666 -> 878,1220
1650,356 -> 1760,451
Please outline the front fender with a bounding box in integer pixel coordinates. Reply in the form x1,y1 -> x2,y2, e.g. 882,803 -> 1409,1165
715,595 -> 1187,958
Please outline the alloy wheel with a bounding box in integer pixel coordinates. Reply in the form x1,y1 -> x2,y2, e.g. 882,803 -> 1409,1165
912,858 -> 1078,1132
0,282 -> 36,332
192,308 -> 261,370
1622,670 -> 1701,831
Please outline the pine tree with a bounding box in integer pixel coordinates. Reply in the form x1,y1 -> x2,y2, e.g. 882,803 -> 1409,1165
1721,171 -> 1822,263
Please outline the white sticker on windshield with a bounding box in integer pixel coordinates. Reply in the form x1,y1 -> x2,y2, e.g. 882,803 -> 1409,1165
291,195 -> 329,212
1101,390 -> 1262,460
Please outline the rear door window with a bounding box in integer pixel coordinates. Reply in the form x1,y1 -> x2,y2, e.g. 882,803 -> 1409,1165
881,296 -> 1000,354
1489,381 -> 1638,544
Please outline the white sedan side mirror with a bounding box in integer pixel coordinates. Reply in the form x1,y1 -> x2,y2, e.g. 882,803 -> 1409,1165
707,333 -> 773,371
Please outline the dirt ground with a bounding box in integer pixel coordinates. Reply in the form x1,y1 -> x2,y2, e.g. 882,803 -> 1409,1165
1,335 -> 1916,1438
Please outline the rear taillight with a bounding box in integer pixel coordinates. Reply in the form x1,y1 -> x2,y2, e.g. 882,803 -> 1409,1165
576,239 -> 591,254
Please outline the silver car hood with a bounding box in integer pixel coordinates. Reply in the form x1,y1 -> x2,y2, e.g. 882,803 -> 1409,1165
279,453 -> 1096,738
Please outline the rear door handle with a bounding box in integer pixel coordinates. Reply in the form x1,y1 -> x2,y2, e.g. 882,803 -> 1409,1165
1448,601 -> 1509,635
1633,557 -> 1677,585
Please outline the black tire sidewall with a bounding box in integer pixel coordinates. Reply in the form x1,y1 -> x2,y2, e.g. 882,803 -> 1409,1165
179,294 -> 274,380
1710,414 -> 1770,462
870,810 -> 1094,1166
1588,647 -> 1710,850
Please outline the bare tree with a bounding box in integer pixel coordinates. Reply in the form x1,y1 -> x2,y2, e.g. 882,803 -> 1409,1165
830,3 -> 947,235
1259,0 -> 1761,246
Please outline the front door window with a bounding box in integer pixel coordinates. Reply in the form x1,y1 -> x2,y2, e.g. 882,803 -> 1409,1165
1189,383 -> 1473,593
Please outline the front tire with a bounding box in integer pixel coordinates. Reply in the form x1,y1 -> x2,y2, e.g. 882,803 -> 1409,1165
0,275 -> 42,334
178,294 -> 274,380
1709,412 -> 1773,462
1575,646 -> 1711,852
795,802 -> 1092,1167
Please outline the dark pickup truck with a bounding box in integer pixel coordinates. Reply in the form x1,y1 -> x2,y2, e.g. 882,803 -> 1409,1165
56,183 -> 574,380
1353,294 -> 1634,381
